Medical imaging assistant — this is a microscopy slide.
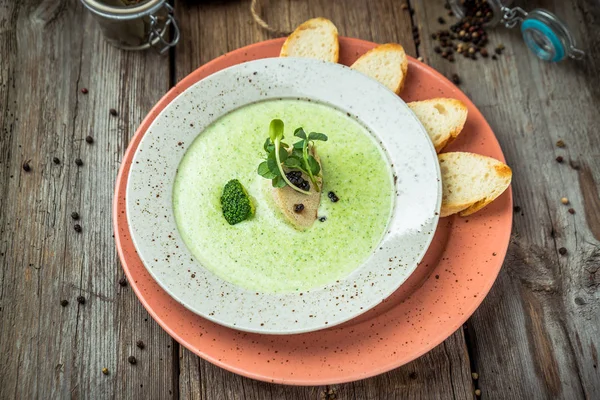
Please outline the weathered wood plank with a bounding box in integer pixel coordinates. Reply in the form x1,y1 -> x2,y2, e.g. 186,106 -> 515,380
175,1 -> 473,398
0,0 -> 174,398
413,0 -> 600,398
179,329 -> 473,400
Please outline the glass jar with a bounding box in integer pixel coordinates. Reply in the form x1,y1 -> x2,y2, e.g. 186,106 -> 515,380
447,0 -> 584,62
81,0 -> 180,54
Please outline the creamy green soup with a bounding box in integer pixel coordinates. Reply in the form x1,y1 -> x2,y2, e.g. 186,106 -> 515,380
173,99 -> 394,293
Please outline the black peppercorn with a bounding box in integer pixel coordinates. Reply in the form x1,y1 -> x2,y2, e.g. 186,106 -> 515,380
71,212 -> 79,220
110,108 -> 118,116
119,277 -> 127,287
22,161 -> 31,172
60,299 -> 69,307
136,340 -> 145,350
85,136 -> 94,144
53,157 -> 60,164
74,224 -> 82,233
75,158 -> 83,166
558,247 -> 567,255
77,296 -> 86,304
128,356 -> 137,365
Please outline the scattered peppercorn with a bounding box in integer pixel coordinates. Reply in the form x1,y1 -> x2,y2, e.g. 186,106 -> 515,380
559,247 -> 568,255
561,197 -> 569,205
438,17 -> 446,24
77,296 -> 86,304
451,73 -> 461,85
513,206 -> 521,212
102,368 -> 109,375
472,372 -> 479,380
401,3 -> 408,10
328,191 -> 339,202
556,156 -> 564,163
71,212 -> 79,220
318,216 -> 327,222
53,157 -> 60,164
109,108 -> 118,116
475,389 -> 481,397
480,48 -> 488,57
556,139 -> 565,148
136,340 -> 145,350
22,161 -> 31,172
85,135 -> 94,144
81,88 -> 88,94
491,54 -> 498,60
128,356 -> 137,365
568,208 -> 575,214
293,204 -> 305,213
74,224 -> 82,233
75,158 -> 83,166
60,299 -> 69,307
119,277 -> 127,287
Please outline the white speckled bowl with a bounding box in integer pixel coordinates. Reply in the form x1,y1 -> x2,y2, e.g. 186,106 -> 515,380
126,57 -> 441,334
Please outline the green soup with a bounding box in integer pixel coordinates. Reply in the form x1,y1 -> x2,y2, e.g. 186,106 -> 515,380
173,99 -> 394,293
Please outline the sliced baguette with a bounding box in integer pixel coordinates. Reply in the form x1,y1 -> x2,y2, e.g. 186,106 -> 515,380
280,18 -> 339,63
408,98 -> 468,152
272,150 -> 323,229
439,152 -> 512,217
350,43 -> 408,94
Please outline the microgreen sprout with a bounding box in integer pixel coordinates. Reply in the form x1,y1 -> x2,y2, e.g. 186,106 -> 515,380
257,119 -> 328,195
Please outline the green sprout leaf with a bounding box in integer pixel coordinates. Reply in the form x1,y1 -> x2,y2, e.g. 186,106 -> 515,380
284,157 -> 302,169
307,155 -> 320,175
264,138 -> 273,153
278,146 -> 288,162
258,120 -> 327,195
269,119 -> 284,142
294,128 -> 307,140
308,132 -> 328,142
272,175 -> 286,188
258,161 -> 277,179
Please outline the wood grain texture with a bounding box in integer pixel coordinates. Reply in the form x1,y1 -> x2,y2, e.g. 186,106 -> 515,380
0,0 -> 175,398
2,0 -> 599,398
413,0 -> 600,398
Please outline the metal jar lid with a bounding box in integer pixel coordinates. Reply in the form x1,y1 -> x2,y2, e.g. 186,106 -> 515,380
81,0 -> 180,53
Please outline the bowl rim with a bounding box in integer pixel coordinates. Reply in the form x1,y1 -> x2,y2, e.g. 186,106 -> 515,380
125,57 -> 441,335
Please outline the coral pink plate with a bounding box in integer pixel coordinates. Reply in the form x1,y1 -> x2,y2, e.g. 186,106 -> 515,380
114,37 -> 512,385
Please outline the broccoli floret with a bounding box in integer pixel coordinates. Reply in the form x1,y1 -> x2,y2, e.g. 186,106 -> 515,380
220,179 -> 255,225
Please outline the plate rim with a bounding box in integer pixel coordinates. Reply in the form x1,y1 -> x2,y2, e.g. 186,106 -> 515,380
113,37 -> 513,385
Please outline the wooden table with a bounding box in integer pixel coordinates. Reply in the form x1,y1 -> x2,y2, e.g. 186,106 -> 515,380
1,0 -> 599,398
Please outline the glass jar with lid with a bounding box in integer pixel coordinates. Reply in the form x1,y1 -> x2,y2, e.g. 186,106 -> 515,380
448,0 -> 584,62
81,0 -> 180,54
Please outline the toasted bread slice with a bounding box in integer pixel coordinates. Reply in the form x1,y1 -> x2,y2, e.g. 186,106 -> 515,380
439,152 -> 512,217
280,18 -> 339,62
272,150 -> 322,229
408,98 -> 468,152
350,43 -> 408,94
